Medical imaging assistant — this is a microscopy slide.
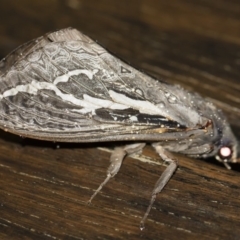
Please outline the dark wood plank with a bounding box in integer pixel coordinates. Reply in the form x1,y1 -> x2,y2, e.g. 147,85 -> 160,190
0,0 -> 240,239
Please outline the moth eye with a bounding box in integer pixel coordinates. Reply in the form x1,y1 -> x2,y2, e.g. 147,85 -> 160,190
219,146 -> 232,159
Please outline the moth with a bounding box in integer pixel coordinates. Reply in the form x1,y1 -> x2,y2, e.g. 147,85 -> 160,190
0,27 -> 239,229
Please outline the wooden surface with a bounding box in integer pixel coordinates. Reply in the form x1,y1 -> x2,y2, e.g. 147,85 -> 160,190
0,0 -> 240,239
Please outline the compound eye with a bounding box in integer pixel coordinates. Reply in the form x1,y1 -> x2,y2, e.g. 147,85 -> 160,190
219,146 -> 232,160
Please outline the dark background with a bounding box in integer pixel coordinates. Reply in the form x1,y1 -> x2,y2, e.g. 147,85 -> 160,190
0,0 -> 240,239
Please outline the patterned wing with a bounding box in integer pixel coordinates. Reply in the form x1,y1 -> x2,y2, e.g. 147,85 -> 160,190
0,28 -> 192,142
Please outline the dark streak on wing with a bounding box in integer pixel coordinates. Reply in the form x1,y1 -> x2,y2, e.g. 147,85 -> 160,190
95,108 -> 187,129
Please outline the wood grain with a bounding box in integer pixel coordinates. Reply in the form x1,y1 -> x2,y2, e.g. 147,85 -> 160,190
0,0 -> 240,239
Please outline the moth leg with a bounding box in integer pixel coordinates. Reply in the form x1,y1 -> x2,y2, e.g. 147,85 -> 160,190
88,143 -> 146,204
140,144 -> 178,230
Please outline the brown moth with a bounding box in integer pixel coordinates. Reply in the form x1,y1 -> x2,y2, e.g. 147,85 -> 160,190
0,28 -> 238,229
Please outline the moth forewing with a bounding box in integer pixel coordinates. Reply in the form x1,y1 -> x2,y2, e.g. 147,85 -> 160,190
0,27 -> 238,229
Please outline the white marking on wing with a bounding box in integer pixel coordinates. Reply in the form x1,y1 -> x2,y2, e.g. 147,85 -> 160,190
0,72 -> 128,114
109,90 -> 201,125
109,90 -> 166,115
83,94 -> 127,109
53,69 -> 99,85
0,81 -> 96,109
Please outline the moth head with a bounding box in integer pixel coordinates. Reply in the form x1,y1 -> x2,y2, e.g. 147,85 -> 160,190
215,143 -> 238,170
213,119 -> 239,170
